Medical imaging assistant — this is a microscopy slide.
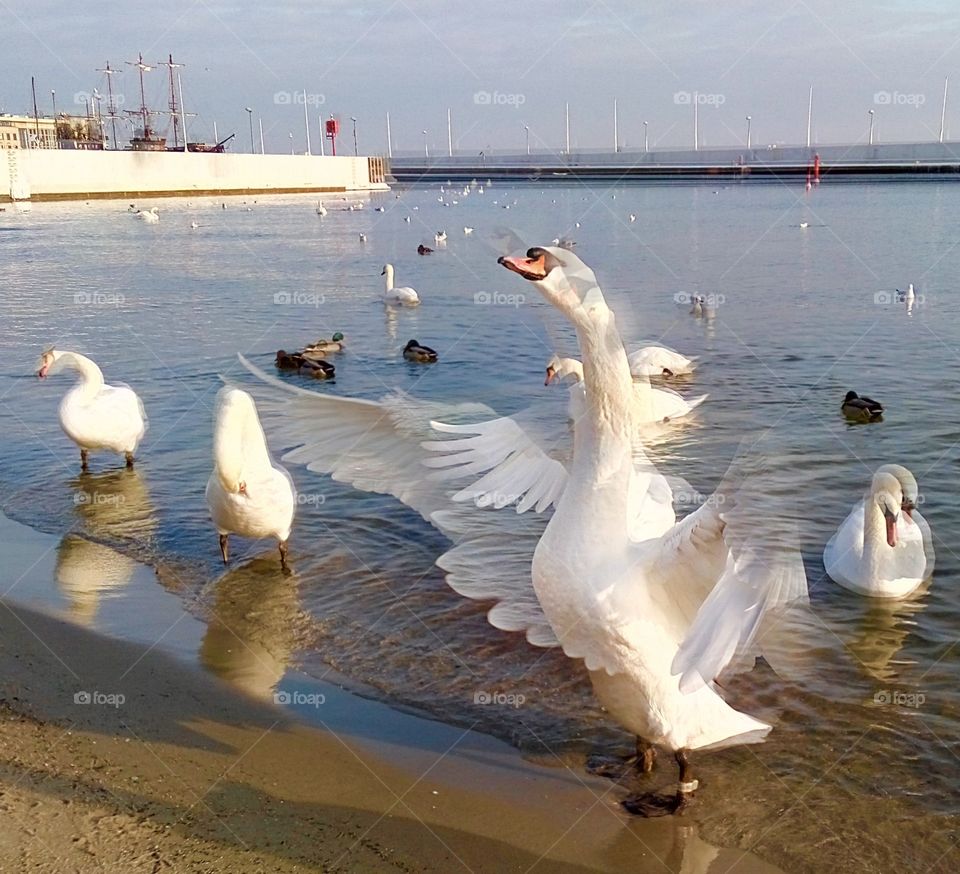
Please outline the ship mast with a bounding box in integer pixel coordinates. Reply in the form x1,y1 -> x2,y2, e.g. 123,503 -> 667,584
125,53 -> 154,140
159,54 -> 183,149
96,62 -> 121,149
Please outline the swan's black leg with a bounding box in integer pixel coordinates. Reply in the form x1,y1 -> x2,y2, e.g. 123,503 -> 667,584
621,748 -> 697,817
124,451 -> 135,469
588,736 -> 656,778
219,534 -> 229,564
278,539 -> 289,570
638,737 -> 656,774
80,449 -> 89,472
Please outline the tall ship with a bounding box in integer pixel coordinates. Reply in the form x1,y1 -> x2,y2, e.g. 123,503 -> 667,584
2,53 -> 389,203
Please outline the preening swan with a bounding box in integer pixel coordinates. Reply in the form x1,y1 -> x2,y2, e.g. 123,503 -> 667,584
381,264 -> 421,306
36,349 -> 147,471
498,246 -> 808,815
205,387 -> 296,569
824,465 -> 933,598
628,346 -> 697,378
138,207 -> 159,223
544,355 -> 706,424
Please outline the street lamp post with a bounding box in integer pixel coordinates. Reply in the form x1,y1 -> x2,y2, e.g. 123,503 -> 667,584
423,129 -> 428,158
350,116 -> 358,156
245,107 -> 254,153
643,120 -> 648,153
289,131 -> 294,154
524,124 -> 530,155
746,115 -> 752,149
51,90 -> 58,148
868,109 -> 875,145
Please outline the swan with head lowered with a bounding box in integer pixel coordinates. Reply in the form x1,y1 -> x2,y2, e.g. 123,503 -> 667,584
381,264 -> 420,306
627,345 -> 697,378
497,246 -> 809,815
205,387 -> 296,570
36,349 -> 147,471
544,355 -> 706,423
824,465 -> 933,598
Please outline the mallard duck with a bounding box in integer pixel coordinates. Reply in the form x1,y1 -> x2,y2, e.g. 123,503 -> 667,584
403,340 -> 438,362
842,391 -> 883,422
275,350 -> 304,370
417,244 -> 434,255
303,332 -> 345,355
299,358 -> 335,379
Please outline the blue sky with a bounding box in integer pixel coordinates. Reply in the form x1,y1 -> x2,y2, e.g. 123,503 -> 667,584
3,0 -> 960,154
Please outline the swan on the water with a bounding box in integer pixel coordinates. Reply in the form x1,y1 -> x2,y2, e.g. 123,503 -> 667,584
627,346 -> 698,378
381,264 -> 421,306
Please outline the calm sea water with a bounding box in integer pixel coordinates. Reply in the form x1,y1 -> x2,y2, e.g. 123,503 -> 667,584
1,182 -> 958,871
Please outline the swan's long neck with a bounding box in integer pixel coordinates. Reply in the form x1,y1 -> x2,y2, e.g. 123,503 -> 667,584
383,267 -> 395,292
214,395 -> 272,491
861,497 -> 887,581
57,352 -> 104,399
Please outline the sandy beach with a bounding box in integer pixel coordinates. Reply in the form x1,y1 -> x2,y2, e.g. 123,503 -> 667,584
0,512 -> 790,873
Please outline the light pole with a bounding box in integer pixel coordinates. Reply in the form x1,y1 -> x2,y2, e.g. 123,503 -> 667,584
868,109 -> 875,145
422,129 -> 428,158
745,115 -> 752,149
245,107 -> 254,153
643,120 -> 648,153
524,124 -> 530,155
350,116 -> 358,156
50,90 -> 58,148
289,131 -> 294,154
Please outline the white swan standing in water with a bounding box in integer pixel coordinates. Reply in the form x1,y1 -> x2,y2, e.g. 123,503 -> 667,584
381,264 -> 421,306
544,355 -> 706,423
628,346 -> 697,378
824,465 -> 934,598
497,246 -> 808,815
205,387 -> 296,569
36,349 -> 147,471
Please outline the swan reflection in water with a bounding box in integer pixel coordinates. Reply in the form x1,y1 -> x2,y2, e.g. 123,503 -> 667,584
846,585 -> 929,684
55,534 -> 138,625
200,557 -> 307,700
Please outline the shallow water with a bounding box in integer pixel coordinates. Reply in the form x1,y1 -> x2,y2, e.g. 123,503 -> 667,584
1,183 -> 959,871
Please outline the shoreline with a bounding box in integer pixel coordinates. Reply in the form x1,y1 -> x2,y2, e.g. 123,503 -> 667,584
0,512 -> 782,872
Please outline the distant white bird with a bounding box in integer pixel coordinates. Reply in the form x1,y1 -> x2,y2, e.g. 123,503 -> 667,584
381,264 -> 421,306
359,233 -> 367,243
799,221 -> 809,229
375,206 -> 385,212
316,201 -> 327,216
905,283 -> 916,305
403,216 -> 411,223
435,231 -> 447,243
463,226 -> 474,235
629,214 -> 637,222
36,348 -> 147,471
205,387 -> 295,569
628,346 -> 698,378
477,186 -> 484,194
139,207 -> 159,223
189,221 -> 199,229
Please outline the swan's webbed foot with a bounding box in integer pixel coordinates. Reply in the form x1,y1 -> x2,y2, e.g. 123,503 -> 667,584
80,449 -> 89,472
124,452 -> 135,469
278,539 -> 290,572
622,749 -> 696,818
219,533 -> 229,564
588,737 -> 656,779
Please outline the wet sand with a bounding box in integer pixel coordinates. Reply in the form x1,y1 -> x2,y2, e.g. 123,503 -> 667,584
0,513 -> 783,873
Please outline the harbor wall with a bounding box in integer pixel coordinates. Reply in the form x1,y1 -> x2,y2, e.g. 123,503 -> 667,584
3,150 -> 389,202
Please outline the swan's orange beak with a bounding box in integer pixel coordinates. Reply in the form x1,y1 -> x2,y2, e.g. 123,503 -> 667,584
885,512 -> 897,548
545,366 -> 556,386
499,252 -> 548,281
902,499 -> 915,522
37,364 -> 49,379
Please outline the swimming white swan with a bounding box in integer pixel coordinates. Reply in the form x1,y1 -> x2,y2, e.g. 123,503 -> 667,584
315,201 -> 327,216
497,246 -> 808,814
545,355 -> 706,423
824,465 -> 933,599
138,207 -> 159,223
205,387 -> 296,569
628,346 -> 698,378
381,264 -> 421,306
36,349 -> 147,470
